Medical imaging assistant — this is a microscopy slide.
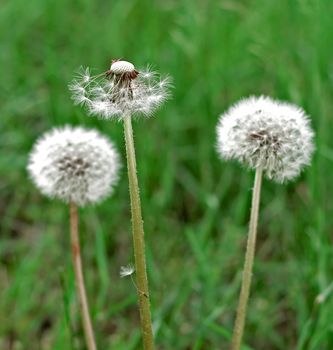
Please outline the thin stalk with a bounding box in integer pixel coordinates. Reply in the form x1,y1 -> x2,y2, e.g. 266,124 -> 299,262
123,113 -> 155,350
69,202 -> 97,350
231,166 -> 263,350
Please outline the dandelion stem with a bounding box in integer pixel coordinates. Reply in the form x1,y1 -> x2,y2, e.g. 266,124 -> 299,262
69,202 -> 97,350
231,166 -> 263,350
123,113 -> 155,350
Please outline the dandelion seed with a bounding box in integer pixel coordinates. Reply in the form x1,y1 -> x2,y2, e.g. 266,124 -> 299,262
315,282 -> 333,305
69,59 -> 171,119
217,95 -> 314,182
27,126 -> 120,206
120,264 -> 135,278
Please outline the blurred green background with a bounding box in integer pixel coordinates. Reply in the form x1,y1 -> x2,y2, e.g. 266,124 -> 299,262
1,0 -> 333,349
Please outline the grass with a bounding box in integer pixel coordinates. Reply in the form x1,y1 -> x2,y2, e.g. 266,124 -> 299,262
1,0 -> 333,348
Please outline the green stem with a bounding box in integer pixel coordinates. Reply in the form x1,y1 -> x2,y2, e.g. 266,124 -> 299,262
123,113 -> 155,350
231,166 -> 263,350
69,202 -> 97,350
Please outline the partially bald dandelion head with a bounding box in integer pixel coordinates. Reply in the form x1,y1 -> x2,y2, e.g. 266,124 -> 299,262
216,96 -> 314,182
28,126 -> 120,206
69,59 -> 171,119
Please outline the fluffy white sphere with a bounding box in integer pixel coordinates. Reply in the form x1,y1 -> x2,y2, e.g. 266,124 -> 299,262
28,126 -> 120,206
216,96 -> 315,182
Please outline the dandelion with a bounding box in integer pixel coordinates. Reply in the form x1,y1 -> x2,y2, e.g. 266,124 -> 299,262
28,126 -> 121,350
216,96 -> 314,350
70,59 -> 170,350
28,126 -> 120,206
69,60 -> 171,120
217,96 -> 314,182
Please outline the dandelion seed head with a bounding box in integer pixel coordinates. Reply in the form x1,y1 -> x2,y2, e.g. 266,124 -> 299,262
120,264 -> 135,278
69,59 -> 171,120
28,126 -> 120,206
216,96 -> 315,182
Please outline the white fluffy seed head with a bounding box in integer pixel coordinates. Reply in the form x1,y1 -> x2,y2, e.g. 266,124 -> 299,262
216,96 -> 315,183
110,60 -> 135,74
27,126 -> 121,206
69,62 -> 171,120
